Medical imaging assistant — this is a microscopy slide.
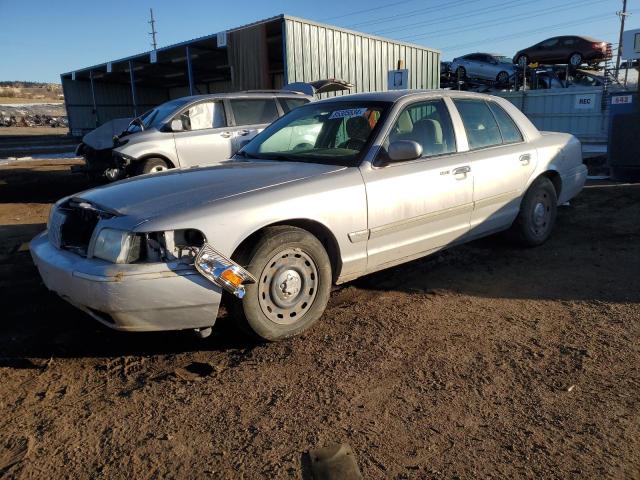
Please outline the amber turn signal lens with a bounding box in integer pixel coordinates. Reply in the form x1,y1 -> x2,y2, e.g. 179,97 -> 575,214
220,268 -> 243,287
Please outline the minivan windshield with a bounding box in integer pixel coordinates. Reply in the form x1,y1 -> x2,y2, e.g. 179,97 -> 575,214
240,101 -> 390,166
125,98 -> 192,133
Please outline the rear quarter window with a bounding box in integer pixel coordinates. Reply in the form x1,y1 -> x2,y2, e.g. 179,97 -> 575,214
487,102 -> 524,144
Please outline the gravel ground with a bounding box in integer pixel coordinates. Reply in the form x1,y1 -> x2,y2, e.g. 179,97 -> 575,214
0,160 -> 639,479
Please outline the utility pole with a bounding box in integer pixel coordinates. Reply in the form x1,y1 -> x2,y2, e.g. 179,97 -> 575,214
615,0 -> 628,75
149,8 -> 158,50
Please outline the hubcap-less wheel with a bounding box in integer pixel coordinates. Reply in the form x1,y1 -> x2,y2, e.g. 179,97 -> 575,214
530,193 -> 551,238
258,248 -> 318,325
149,164 -> 168,173
497,71 -> 509,84
569,53 -> 582,67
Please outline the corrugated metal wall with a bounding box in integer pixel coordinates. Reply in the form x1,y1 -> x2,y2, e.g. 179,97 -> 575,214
494,87 -> 608,143
283,17 -> 440,96
63,78 -> 167,136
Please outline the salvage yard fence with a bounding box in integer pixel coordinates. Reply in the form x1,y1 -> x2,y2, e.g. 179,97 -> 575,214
494,87 -> 608,144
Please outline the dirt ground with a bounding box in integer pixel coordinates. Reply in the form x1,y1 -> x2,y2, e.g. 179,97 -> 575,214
1,159 -> 639,479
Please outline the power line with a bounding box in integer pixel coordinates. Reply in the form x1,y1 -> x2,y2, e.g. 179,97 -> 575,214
344,0 -> 484,29
320,0 -> 416,22
372,0 -> 525,36
399,0 -> 609,42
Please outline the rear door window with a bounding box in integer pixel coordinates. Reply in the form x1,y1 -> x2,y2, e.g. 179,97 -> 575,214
453,99 -> 503,149
487,102 -> 523,144
279,97 -> 310,113
230,98 -> 279,126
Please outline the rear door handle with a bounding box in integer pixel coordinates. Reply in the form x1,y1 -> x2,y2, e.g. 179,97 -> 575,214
519,154 -> 531,165
220,131 -> 232,138
452,166 -> 471,176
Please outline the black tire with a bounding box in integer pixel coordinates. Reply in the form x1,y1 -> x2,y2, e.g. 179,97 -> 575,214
137,157 -> 169,175
569,52 -> 583,68
456,67 -> 467,80
510,176 -> 558,247
496,71 -> 510,84
517,55 -> 529,68
231,226 -> 332,341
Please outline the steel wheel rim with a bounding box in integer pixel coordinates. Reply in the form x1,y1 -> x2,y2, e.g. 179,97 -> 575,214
149,165 -> 168,173
530,192 -> 552,237
258,248 -> 319,325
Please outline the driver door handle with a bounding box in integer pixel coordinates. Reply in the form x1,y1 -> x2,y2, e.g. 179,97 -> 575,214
452,165 -> 471,176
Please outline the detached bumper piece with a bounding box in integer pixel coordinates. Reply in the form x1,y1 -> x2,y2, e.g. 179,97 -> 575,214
195,243 -> 256,299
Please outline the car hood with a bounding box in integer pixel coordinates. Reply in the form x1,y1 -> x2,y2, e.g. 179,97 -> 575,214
72,160 -> 346,219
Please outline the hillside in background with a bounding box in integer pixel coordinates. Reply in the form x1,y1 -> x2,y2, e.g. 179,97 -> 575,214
0,81 -> 63,102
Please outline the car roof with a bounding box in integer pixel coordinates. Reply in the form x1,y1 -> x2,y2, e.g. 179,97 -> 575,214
175,91 -> 313,103
314,89 -> 501,104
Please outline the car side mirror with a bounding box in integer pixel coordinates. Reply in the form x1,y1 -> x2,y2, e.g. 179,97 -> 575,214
170,119 -> 184,132
387,140 -> 423,162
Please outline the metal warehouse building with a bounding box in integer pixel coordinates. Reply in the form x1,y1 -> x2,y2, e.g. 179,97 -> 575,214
61,15 -> 440,135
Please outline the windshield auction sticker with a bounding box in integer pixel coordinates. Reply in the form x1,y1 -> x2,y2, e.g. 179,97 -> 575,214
328,108 -> 368,120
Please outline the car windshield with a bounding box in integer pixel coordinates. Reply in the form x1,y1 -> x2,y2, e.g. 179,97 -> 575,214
125,98 -> 192,133
240,101 -> 389,166
496,56 -> 512,63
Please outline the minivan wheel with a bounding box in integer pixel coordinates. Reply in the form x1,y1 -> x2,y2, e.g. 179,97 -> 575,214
511,176 -> 558,247
456,66 -> 467,79
569,52 -> 583,67
232,226 -> 332,341
138,157 -> 169,175
496,71 -> 510,84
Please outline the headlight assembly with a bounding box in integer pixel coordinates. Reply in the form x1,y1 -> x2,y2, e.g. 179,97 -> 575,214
195,243 -> 256,298
92,228 -> 141,264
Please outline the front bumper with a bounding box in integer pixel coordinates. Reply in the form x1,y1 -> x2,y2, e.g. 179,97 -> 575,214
30,232 -> 222,332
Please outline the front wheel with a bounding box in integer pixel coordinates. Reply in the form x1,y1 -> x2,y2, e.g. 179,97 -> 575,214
496,71 -> 510,84
232,226 -> 332,341
137,157 -> 169,175
456,67 -> 467,80
510,176 -> 558,247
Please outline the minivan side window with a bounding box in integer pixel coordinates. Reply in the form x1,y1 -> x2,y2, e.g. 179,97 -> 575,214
487,102 -> 524,144
453,99 -> 503,149
387,99 -> 456,157
179,101 -> 225,131
230,99 -> 279,125
280,98 -> 310,113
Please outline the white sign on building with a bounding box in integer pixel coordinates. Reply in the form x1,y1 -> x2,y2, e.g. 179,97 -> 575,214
388,69 -> 409,90
621,28 -> 640,60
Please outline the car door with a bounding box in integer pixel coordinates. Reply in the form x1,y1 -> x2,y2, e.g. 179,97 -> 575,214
451,98 -> 536,238
360,98 -> 473,269
538,37 -> 560,63
228,97 -> 280,152
464,54 -> 481,77
172,100 -> 233,167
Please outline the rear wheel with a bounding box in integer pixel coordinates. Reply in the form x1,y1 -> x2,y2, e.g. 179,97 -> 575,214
232,226 -> 332,341
510,176 -> 558,247
137,157 -> 169,175
569,52 -> 583,68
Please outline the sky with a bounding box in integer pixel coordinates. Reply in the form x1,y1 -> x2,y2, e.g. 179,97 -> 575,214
0,0 -> 638,83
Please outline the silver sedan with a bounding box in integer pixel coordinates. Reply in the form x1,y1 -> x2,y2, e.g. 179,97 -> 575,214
451,53 -> 517,84
32,90 -> 586,341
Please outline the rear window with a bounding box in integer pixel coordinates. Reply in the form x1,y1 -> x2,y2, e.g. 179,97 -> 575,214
279,97 -> 310,113
487,102 -> 523,144
453,99 -> 503,149
230,98 -> 279,125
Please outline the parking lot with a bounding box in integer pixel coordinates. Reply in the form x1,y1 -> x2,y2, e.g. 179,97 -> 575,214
0,158 -> 638,478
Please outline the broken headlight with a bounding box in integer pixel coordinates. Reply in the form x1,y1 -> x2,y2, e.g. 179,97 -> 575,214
92,228 -> 141,264
195,243 -> 256,298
